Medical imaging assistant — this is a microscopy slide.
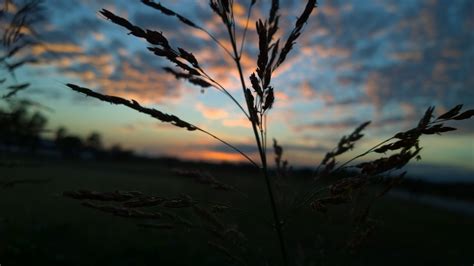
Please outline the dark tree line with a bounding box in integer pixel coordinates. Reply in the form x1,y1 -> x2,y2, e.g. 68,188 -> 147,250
0,101 -> 47,152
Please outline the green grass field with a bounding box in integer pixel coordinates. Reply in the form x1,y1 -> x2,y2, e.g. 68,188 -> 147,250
1,159 -> 473,266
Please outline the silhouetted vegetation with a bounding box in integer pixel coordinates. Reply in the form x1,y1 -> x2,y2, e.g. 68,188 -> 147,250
1,0 -> 473,265
0,101 -> 47,152
63,1 -> 473,265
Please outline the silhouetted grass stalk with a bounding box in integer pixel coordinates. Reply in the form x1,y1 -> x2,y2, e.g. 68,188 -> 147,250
66,84 -> 258,168
227,23 -> 289,266
90,1 -> 318,264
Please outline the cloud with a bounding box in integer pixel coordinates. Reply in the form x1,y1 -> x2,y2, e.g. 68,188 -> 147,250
31,43 -> 84,56
314,45 -> 351,58
298,81 -> 335,104
297,118 -> 363,132
195,103 -> 229,120
222,117 -> 251,128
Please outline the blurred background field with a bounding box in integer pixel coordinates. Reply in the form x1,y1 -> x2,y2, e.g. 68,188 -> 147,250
1,157 -> 473,266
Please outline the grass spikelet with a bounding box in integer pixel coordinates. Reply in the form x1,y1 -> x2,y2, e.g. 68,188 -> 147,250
163,67 -> 212,90
141,0 -> 176,16
172,168 -> 240,193
317,121 -> 371,177
273,138 -> 289,177
158,194 -> 191,208
63,189 -> 143,202
274,0 -> 317,70
66,84 -> 258,166
2,82 -> 29,98
66,83 -> 197,131
137,223 -> 174,230
81,201 -> 162,219
122,196 -> 166,208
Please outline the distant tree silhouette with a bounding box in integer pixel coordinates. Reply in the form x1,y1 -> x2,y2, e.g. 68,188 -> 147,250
55,127 -> 67,142
86,131 -> 104,158
86,131 -> 102,150
0,101 -> 47,152
54,127 -> 83,159
109,143 -> 133,160
1,0 -> 47,153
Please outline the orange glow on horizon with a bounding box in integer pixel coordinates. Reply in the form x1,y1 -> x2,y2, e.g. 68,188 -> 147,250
181,150 -> 247,163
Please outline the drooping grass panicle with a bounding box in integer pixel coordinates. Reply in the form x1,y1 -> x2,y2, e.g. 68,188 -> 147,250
66,83 -> 196,131
210,0 -> 234,29
434,104 -> 474,121
162,67 -> 212,90
2,0 -> 44,47
100,9 -> 250,119
100,9 -> 197,72
63,189 -> 144,202
4,57 -> 38,73
1,1 -> 43,79
0,39 -> 35,61
82,201 -> 164,219
1,0 -> 46,119
340,104 -> 474,172
2,82 -> 29,99
268,0 -> 279,26
172,168 -> 243,194
66,83 -> 258,167
141,0 -> 233,57
273,138 -> 289,177
316,121 -> 371,177
63,187 -> 250,263
296,104 -> 474,213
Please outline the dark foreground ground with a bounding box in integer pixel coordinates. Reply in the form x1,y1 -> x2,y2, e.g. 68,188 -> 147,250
1,158 -> 473,266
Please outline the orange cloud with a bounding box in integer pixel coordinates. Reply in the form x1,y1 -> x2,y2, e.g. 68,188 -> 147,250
320,4 -> 339,17
298,82 -> 334,104
196,103 -> 229,120
364,72 -> 389,109
441,49 -> 462,58
299,81 -> 316,98
391,51 -> 423,62
222,117 -> 251,128
314,45 -> 351,58
32,43 -> 84,55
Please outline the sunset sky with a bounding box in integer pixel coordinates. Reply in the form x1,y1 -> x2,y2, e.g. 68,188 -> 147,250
4,0 -> 474,177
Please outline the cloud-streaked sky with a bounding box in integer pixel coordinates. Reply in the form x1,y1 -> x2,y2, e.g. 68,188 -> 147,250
5,0 -> 474,172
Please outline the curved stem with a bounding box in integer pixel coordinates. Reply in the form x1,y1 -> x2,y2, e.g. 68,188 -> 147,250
333,137 -> 394,172
239,0 -> 254,57
198,67 -> 250,119
196,126 -> 258,168
293,137 -> 396,216
196,25 -> 234,59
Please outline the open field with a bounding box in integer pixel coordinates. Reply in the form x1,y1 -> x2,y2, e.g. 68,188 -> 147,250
1,158 -> 473,266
